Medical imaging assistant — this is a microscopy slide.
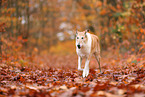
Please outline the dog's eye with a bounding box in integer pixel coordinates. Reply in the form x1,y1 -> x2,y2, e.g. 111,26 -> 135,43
81,37 -> 84,39
77,37 -> 79,39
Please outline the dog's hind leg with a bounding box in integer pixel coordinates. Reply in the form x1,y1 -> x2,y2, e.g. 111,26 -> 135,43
94,53 -> 101,73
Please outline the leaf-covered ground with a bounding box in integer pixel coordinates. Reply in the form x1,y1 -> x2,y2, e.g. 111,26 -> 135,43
0,51 -> 145,97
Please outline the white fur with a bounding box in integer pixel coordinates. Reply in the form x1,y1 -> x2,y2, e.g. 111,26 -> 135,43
76,33 -> 92,77
83,59 -> 90,77
78,57 -> 83,71
86,33 -> 92,55
76,33 -> 92,57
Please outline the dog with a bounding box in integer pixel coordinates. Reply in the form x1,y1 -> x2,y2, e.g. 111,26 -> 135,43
76,29 -> 101,77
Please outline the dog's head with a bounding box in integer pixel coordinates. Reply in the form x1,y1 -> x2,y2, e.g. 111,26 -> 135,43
75,29 -> 89,49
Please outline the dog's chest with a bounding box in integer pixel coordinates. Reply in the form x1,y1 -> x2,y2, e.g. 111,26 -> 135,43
76,45 -> 90,57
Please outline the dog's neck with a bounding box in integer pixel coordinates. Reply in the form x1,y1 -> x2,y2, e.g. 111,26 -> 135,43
85,33 -> 89,43
81,33 -> 89,49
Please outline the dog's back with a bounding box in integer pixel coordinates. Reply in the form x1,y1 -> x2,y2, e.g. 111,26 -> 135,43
90,34 -> 100,55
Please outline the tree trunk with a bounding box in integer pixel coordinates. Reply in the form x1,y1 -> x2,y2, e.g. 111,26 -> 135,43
0,0 -> 2,62
0,33 -> 2,62
16,0 -> 19,35
23,0 -> 29,47
26,0 -> 29,46
0,0 -> 2,7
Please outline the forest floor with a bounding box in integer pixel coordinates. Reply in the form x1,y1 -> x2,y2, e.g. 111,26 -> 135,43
0,50 -> 145,97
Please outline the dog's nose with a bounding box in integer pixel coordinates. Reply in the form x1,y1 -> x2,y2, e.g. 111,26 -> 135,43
77,44 -> 81,49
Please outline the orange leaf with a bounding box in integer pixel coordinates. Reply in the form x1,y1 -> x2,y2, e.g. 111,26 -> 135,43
100,9 -> 107,15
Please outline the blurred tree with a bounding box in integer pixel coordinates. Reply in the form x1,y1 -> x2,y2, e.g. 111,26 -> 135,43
0,38 -> 1,61
23,0 -> 29,47
0,0 -> 145,56
0,0 -> 3,61
0,0 -> 1,61
0,0 -> 2,7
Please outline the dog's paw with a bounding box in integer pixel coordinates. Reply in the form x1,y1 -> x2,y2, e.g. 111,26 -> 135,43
78,68 -> 83,71
82,69 -> 89,78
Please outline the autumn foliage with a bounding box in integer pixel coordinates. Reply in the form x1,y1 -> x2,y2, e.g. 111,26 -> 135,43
0,0 -> 145,96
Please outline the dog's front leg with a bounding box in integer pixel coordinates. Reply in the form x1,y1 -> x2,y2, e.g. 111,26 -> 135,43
83,58 -> 90,77
78,56 -> 83,71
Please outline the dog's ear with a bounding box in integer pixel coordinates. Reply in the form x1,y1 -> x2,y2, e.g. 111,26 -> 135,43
85,29 -> 89,37
75,29 -> 78,37
76,29 -> 78,35
86,29 -> 89,32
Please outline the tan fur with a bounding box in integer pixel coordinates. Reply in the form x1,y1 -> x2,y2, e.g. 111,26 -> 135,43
90,34 -> 101,60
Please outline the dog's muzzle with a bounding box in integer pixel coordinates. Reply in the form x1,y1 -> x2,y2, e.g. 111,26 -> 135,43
77,44 -> 81,49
